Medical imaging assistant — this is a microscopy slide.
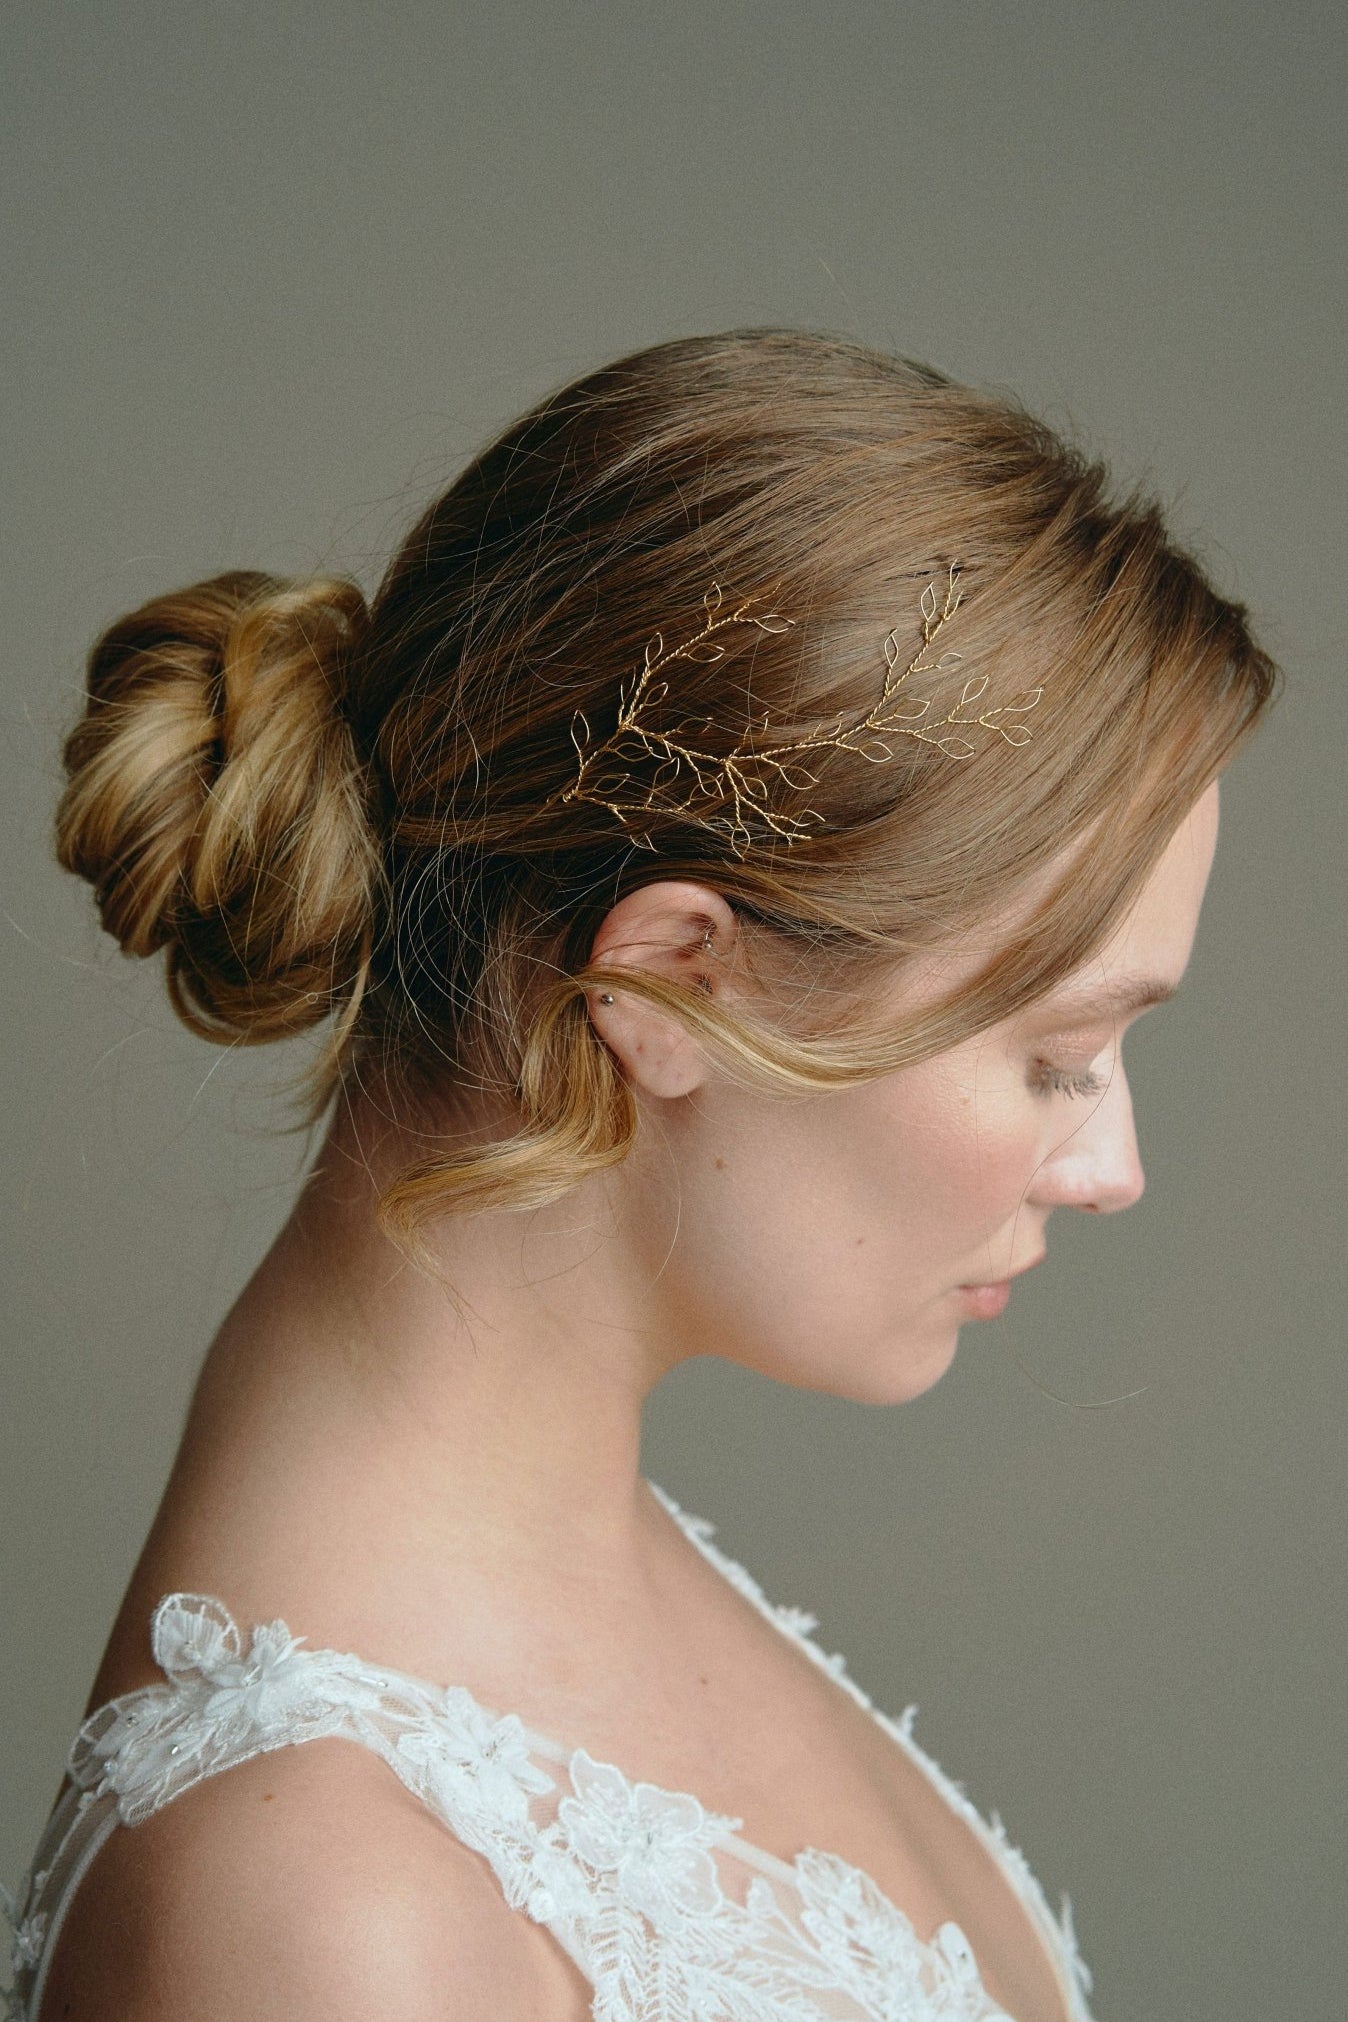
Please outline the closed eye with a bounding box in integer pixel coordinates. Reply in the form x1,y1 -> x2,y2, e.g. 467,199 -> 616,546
1032,1062 -> 1108,1100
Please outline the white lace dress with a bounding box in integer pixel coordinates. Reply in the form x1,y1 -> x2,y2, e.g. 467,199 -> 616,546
2,1482 -> 1096,2022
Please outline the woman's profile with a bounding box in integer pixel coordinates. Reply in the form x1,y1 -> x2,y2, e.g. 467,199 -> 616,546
3,329 -> 1277,2022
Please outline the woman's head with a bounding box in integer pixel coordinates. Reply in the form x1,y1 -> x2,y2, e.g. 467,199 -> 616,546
571,779 -> 1219,1403
54,329 -> 1277,1320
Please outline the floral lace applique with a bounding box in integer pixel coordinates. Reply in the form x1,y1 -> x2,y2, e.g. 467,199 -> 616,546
646,1484 -> 1094,2017
558,1751 -> 738,1929
4,1489 -> 1095,2022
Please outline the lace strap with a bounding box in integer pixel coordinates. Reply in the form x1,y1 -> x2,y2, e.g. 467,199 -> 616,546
6,1557 -> 1096,2022
3,1593 -> 589,2020
3,1781 -> 124,2022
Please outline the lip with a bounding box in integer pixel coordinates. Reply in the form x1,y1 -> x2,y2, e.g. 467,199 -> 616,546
954,1253 -> 1046,1319
955,1280 -> 1012,1318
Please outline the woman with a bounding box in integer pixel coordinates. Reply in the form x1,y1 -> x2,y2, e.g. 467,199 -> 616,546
3,330 -> 1276,2022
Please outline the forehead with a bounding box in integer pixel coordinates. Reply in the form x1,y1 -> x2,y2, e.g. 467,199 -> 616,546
893,780 -> 1222,1021
1083,784 -> 1220,974
1061,780 -> 1220,1003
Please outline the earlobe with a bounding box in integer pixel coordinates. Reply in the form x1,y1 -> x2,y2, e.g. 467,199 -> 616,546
588,994 -> 709,1100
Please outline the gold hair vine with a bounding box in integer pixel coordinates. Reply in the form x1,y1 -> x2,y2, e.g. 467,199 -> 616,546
558,562 -> 1042,859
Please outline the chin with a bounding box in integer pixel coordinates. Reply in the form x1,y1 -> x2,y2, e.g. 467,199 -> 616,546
852,1351 -> 959,1408
756,1322 -> 961,1408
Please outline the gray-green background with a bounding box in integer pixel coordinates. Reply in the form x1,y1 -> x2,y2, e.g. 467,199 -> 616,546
3,5 -> 1344,2017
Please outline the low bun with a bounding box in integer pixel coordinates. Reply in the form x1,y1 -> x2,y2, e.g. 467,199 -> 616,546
55,569 -> 386,1060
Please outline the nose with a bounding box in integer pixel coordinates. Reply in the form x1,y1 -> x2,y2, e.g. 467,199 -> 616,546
1030,1060 -> 1146,1216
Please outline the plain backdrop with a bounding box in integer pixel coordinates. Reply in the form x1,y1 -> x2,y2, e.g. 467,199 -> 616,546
2,5 -> 1344,2018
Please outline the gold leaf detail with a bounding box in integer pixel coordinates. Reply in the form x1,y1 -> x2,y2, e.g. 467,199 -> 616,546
556,561 -> 1041,859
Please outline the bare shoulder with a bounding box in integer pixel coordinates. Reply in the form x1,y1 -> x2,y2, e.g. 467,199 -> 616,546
38,1739 -> 592,2021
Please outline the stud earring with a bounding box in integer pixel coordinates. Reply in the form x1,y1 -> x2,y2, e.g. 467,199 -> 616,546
698,923 -> 716,993
597,928 -> 711,1008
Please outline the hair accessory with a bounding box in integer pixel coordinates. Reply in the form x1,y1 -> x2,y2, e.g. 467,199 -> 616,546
558,564 -> 1043,859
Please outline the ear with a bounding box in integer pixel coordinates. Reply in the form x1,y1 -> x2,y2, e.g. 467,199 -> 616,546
585,881 -> 739,1100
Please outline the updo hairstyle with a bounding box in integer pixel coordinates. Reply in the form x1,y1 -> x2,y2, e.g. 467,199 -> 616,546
54,331 -> 1278,1273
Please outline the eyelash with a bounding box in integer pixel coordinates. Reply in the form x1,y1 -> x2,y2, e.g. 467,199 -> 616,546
1032,1062 -> 1108,1100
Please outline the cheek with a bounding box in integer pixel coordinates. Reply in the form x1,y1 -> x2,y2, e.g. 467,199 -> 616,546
857,1070 -> 1037,1252
642,1037 -> 1058,1402
670,1073 -> 1036,1403
676,1059 -> 1040,1331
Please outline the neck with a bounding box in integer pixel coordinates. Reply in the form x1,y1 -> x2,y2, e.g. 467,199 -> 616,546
159,1088 -> 692,1644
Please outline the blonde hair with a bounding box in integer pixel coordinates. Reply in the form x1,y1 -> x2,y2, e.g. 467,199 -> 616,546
55,330 -> 1278,1274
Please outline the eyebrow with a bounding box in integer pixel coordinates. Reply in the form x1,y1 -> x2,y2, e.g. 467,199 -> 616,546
1032,973 -> 1183,1024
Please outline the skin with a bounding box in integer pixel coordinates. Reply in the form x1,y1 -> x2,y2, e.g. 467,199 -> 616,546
70,779 -> 1221,2022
